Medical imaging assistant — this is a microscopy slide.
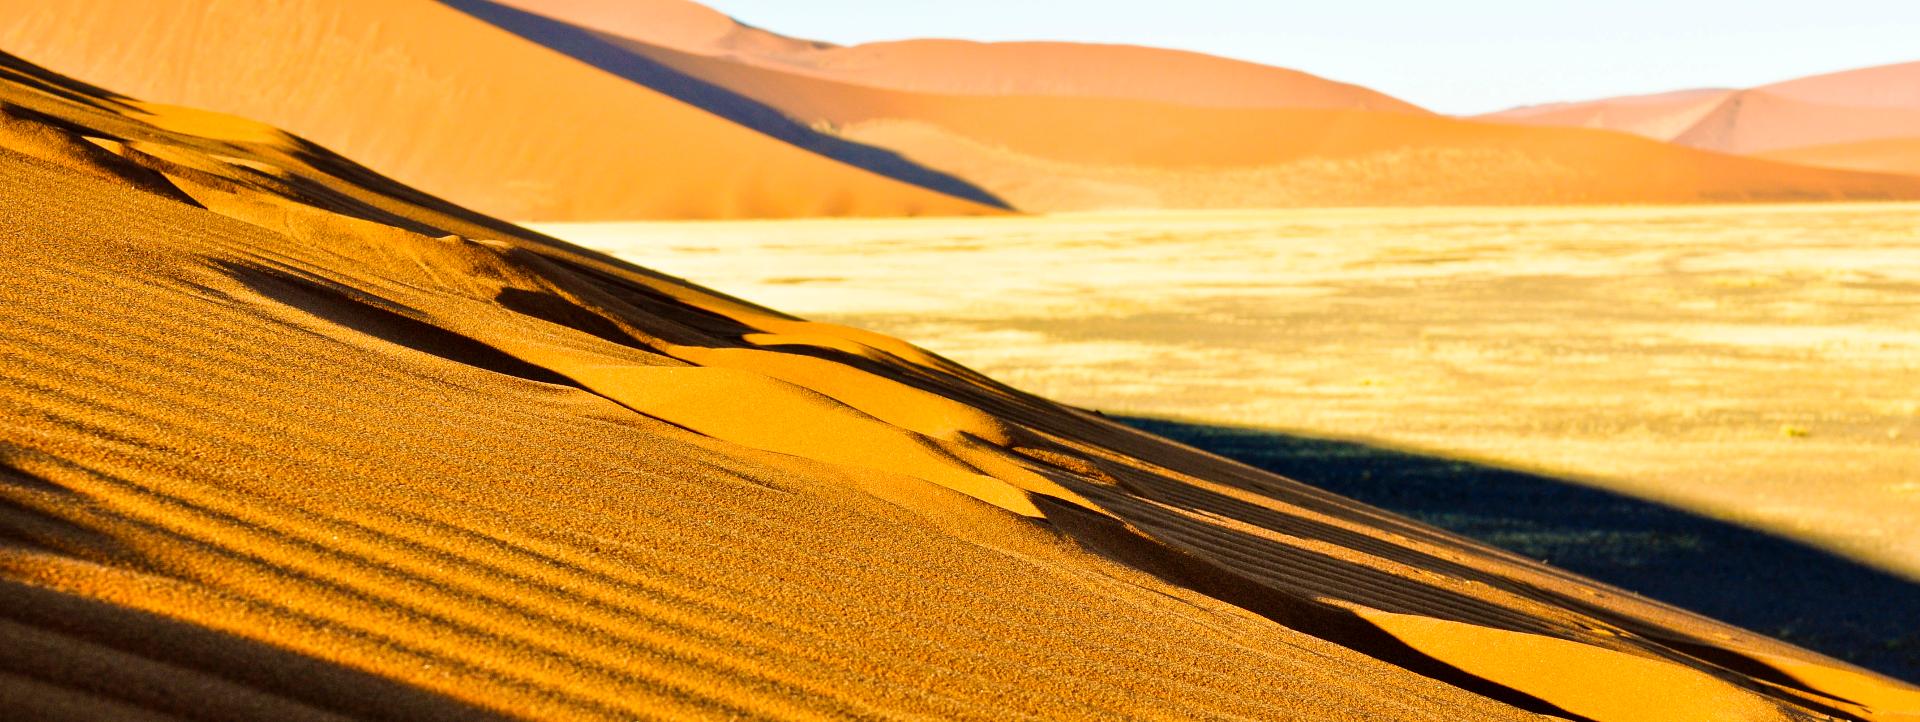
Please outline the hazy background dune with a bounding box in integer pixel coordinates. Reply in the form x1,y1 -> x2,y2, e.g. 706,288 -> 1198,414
1483,62 -> 1920,175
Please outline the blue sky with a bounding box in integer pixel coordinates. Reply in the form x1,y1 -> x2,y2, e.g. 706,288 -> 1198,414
706,1 -> 1920,114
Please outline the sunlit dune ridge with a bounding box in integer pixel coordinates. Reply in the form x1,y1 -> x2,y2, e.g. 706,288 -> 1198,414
3,47 -> 1920,721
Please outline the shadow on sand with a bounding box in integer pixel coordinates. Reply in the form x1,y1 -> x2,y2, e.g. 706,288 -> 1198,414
1119,416 -> 1920,683
438,0 -> 1011,210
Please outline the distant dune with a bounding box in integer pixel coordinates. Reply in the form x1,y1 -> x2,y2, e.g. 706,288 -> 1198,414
0,0 -> 1005,220
492,0 -> 1426,112
6,48 -> 1920,721
475,2 -> 1920,211
1483,62 -> 1920,158
7,0 -> 1907,219
1758,137 -> 1920,177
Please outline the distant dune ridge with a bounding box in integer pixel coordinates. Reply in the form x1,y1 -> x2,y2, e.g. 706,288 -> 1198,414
1482,61 -> 1920,174
5,49 -> 1920,720
4,0 -> 1918,219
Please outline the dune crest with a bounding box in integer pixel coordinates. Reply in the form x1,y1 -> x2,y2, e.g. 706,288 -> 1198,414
492,0 -> 1423,112
0,0 -> 1002,220
1481,61 -> 1920,162
3,48 -> 1918,720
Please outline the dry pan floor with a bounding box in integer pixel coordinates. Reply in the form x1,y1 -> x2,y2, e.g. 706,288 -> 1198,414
2,51 -> 1918,720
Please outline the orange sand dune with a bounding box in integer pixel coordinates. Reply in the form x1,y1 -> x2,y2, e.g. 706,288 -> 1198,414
496,0 -> 1424,112
0,0 -> 1003,220
491,0 -> 830,57
1482,61 -> 1920,156
1759,137 -> 1920,177
5,49 -> 1920,721
588,36 -> 1920,210
1482,88 -> 1738,140
1760,61 -> 1920,109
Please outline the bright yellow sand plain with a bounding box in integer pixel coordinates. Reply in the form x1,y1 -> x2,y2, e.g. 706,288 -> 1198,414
541,204 -> 1920,581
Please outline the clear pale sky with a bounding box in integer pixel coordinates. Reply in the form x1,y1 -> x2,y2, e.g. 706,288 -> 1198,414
705,1 -> 1920,114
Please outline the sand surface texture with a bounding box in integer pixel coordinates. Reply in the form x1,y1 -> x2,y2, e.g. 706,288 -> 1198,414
5,49 -> 1920,721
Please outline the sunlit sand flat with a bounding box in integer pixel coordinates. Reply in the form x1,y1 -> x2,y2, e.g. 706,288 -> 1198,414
542,203 -> 1920,583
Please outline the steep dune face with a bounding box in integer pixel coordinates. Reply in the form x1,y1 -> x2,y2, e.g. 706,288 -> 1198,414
0,0 -> 1001,220
1480,61 -> 1920,161
495,0 -> 1425,112
4,50 -> 1920,721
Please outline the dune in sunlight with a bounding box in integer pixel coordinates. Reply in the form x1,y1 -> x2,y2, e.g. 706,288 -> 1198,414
488,0 -> 1426,112
10,0 -> 1912,222
442,1 -> 1920,212
3,44 -> 1920,721
0,0 -> 1005,220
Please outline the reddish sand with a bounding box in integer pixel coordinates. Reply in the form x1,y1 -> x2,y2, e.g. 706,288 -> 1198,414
614,37 -> 1920,210
1482,62 -> 1920,156
496,0 -> 1424,112
9,0 -> 1915,219
0,0 -> 999,220
4,48 -> 1920,721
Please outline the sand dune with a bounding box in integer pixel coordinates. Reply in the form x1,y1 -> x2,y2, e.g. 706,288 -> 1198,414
3,49 -> 1919,721
1482,61 -> 1920,157
1759,137 -> 1920,177
476,1 -> 1920,210
493,0 -> 1424,112
571,33 -> 1920,210
7,0 -> 1913,220
0,0 -> 1003,220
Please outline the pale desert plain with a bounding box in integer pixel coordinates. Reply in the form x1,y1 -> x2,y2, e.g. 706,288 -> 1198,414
540,203 -> 1920,675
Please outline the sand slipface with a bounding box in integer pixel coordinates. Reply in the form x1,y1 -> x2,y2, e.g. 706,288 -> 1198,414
2,50 -> 1920,721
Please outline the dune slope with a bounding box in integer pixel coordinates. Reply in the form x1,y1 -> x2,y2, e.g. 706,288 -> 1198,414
518,25 -> 1920,211
491,0 -> 1424,112
0,0 -> 1003,220
468,0 -> 1920,211
1481,61 -> 1920,158
3,50 -> 1919,721
1759,137 -> 1920,177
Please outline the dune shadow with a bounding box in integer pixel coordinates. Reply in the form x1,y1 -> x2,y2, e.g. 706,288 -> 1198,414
1118,416 -> 1920,683
437,0 -> 1011,210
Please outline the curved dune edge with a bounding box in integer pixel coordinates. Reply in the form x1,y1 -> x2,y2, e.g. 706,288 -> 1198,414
1360,610 -> 1806,722
0,0 -> 1005,220
488,0 -> 1424,113
5,50 -> 1920,720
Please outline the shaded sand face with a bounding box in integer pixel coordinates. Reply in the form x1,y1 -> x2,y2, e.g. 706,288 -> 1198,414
542,204 -> 1920,586
8,50 -> 1920,720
